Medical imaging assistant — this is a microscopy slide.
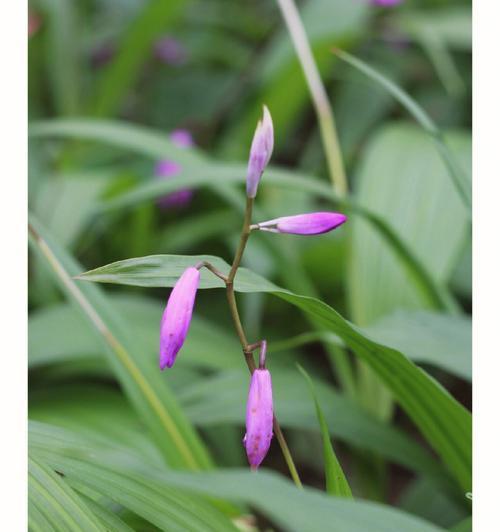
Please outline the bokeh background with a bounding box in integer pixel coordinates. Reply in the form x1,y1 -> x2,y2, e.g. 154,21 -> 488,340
28,1 -> 472,530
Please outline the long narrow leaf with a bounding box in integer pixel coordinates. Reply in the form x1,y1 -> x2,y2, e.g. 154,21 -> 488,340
332,49 -> 471,213
28,454 -> 104,532
77,253 -> 471,492
29,118 -> 456,312
298,365 -> 352,498
28,216 -> 212,470
30,421 -> 444,532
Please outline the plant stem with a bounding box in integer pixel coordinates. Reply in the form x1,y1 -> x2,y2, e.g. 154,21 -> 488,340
223,196 -> 303,488
275,0 -> 348,197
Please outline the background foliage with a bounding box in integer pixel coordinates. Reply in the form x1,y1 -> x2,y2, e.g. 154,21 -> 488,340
28,0 -> 471,530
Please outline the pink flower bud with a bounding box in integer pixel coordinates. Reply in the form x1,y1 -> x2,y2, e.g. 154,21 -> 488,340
246,106 -> 274,198
244,368 -> 274,469
255,212 -> 347,235
159,267 -> 200,369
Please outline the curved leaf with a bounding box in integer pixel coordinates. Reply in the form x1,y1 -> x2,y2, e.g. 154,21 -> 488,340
77,253 -> 471,492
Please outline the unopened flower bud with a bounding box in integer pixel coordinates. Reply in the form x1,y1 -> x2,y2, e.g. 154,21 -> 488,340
246,106 -> 274,198
254,212 -> 347,235
244,342 -> 273,469
159,267 -> 200,369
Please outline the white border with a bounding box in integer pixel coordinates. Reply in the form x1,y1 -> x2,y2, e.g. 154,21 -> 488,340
1,1 -> 27,529
473,0 -> 500,529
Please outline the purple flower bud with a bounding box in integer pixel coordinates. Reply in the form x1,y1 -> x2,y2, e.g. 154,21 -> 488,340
255,212 -> 347,235
170,129 -> 194,148
244,368 -> 273,469
246,105 -> 274,198
160,267 -> 200,369
155,160 -> 193,209
154,36 -> 188,65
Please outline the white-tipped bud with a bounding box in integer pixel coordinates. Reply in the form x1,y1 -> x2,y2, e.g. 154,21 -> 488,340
246,105 -> 274,198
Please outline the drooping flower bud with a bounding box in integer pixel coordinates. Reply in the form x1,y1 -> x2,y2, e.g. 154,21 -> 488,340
159,267 -> 200,370
254,212 -> 347,235
244,341 -> 273,469
246,106 -> 274,198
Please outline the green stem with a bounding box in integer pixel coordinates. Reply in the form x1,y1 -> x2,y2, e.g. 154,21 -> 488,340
275,0 -> 348,197
221,196 -> 303,488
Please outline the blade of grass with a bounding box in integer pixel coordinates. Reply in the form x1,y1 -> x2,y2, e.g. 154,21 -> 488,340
28,215 -> 212,471
275,0 -> 347,196
297,365 -> 353,498
332,48 -> 471,213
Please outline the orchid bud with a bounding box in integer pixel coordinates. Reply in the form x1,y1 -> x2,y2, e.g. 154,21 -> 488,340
246,106 -> 274,198
244,341 -> 273,469
254,212 -> 347,235
159,267 -> 200,370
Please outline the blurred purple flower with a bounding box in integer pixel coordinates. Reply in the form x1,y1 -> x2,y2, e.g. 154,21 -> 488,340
155,160 -> 193,208
28,11 -> 41,37
170,129 -> 194,148
154,36 -> 188,65
90,43 -> 115,69
244,342 -> 273,469
155,129 -> 196,208
246,105 -> 274,198
372,0 -> 403,6
159,266 -> 200,370
254,212 -> 347,235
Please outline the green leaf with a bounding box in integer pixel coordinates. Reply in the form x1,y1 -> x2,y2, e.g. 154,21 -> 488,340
349,124 -> 469,326
30,421 -> 445,532
29,294 -> 241,372
30,375 -> 443,481
37,0 -> 81,115
333,49 -> 471,212
77,253 -> 471,492
297,365 -> 352,498
28,454 -> 105,532
30,423 -> 239,532
29,118 -> 455,314
89,0 -> 185,117
269,310 -> 471,381
221,0 -> 370,156
74,494 -> 135,532
28,216 -> 212,471
365,311 -> 471,381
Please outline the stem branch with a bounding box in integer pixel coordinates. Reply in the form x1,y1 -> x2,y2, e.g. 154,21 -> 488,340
221,196 -> 303,488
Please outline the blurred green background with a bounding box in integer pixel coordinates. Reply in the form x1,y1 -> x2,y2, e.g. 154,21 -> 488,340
28,1 -> 471,531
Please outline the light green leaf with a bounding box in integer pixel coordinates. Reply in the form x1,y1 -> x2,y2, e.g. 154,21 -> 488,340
297,365 -> 352,498
37,0 -> 80,115
334,50 -> 471,212
28,454 -> 105,532
76,253 -> 472,492
30,423 -> 238,532
28,216 -> 212,470
29,294 -> 241,372
89,0 -> 185,117
349,124 -> 469,326
29,117 -> 455,314
30,421 -> 445,532
365,311 -> 471,381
